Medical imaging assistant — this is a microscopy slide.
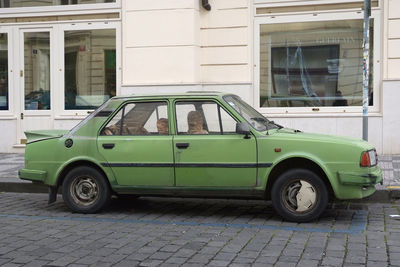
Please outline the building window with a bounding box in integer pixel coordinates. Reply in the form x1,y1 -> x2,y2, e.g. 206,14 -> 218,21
0,33 -> 7,110
0,0 -> 115,8
64,29 -> 116,110
259,19 -> 374,108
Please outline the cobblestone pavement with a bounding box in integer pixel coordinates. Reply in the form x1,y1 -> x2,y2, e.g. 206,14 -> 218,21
0,192 -> 399,266
1,154 -> 400,189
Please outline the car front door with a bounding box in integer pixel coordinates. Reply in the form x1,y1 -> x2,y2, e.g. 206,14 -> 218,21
173,100 -> 257,188
97,101 -> 174,187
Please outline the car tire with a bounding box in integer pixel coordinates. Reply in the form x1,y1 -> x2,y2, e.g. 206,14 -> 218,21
62,166 -> 111,213
271,168 -> 328,222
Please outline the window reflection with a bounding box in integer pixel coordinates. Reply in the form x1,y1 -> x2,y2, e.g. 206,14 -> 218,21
0,33 -> 7,110
260,20 -> 374,107
64,29 -> 116,110
0,0 -> 115,8
24,32 -> 50,110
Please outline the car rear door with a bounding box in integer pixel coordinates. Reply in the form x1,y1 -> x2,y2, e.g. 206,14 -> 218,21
97,100 -> 174,187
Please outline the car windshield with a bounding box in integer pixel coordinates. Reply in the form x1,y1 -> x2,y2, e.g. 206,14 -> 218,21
223,95 -> 281,132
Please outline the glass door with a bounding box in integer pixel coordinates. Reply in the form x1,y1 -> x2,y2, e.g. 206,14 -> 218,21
18,28 -> 54,144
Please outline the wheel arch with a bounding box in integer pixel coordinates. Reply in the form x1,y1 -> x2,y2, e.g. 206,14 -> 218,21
265,157 -> 335,200
56,159 -> 113,192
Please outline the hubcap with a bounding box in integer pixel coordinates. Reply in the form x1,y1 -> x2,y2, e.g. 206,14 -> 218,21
282,180 -> 317,213
70,176 -> 99,206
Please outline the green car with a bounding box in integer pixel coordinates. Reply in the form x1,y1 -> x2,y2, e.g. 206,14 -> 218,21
19,92 -> 382,222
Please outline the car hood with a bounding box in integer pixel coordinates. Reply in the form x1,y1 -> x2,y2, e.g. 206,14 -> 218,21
268,128 -> 372,149
25,129 -> 69,143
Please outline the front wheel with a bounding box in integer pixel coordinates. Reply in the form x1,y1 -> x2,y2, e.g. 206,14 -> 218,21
62,166 -> 111,213
271,168 -> 328,222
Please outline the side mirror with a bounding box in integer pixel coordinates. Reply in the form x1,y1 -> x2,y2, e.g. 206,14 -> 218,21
236,122 -> 251,139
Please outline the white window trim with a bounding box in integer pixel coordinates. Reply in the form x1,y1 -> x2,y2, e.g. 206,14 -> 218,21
55,21 -> 121,118
0,1 -> 120,18
253,9 -> 381,115
253,0 -> 380,9
0,27 -> 14,117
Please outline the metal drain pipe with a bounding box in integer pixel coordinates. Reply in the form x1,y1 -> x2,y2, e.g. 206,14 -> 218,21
201,0 -> 211,11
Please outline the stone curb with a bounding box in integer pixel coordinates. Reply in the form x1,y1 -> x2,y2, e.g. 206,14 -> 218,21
0,182 -> 48,194
1,181 -> 400,203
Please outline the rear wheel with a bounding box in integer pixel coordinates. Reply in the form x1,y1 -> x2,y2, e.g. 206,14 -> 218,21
271,168 -> 328,222
62,166 -> 111,213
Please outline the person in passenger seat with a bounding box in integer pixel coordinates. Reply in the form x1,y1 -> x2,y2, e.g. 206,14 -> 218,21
187,111 -> 208,134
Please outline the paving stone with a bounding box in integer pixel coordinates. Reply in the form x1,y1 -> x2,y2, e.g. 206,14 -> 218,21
366,261 -> 390,267
164,257 -> 187,265
274,261 -> 296,267
368,253 -> 388,262
297,259 -> 319,267
138,259 -> 163,267
321,256 -> 344,266
22,260 -> 51,267
207,259 -> 231,267
113,260 -> 140,267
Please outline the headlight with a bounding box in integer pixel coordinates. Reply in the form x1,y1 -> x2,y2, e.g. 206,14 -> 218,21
368,149 -> 377,166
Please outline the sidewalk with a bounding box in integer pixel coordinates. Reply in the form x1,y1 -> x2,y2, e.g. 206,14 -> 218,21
1,153 -> 399,199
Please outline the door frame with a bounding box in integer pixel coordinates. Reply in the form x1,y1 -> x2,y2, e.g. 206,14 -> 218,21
16,26 -> 55,143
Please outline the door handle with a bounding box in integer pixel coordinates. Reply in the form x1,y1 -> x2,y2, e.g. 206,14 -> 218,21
102,143 -> 115,149
176,143 -> 189,149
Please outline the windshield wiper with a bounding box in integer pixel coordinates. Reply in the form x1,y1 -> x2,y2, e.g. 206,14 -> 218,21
269,120 -> 283,129
250,117 -> 267,123
250,117 -> 283,131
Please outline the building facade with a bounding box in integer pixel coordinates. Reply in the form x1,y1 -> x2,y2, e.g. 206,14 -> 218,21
0,0 -> 399,154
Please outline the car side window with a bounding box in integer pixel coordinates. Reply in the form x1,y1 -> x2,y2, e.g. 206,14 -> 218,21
175,101 -> 237,135
102,102 -> 169,136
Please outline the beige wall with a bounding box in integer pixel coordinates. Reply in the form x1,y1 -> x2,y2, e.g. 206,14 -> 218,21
121,0 -> 252,86
200,0 -> 251,83
386,0 -> 400,79
122,0 -> 200,85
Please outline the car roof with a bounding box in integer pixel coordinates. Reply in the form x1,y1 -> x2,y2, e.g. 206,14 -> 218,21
111,91 -> 232,100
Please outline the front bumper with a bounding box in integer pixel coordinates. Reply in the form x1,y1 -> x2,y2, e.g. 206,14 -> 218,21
337,167 -> 383,186
18,168 -> 47,183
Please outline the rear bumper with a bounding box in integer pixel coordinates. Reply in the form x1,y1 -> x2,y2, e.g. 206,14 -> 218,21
18,168 -> 47,183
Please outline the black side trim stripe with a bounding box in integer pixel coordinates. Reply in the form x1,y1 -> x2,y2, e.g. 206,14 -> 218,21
258,163 -> 273,168
101,163 -> 272,168
101,163 -> 174,168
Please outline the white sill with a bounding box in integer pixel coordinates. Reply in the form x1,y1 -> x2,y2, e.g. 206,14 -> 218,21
260,112 -> 383,118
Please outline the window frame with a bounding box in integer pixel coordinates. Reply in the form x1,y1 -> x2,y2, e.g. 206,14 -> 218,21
55,21 -> 121,118
174,99 -> 240,136
0,27 -> 13,116
0,1 -> 120,18
99,100 -> 170,137
254,9 -> 381,115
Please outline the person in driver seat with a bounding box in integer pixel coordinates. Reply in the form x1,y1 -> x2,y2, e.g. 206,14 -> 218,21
187,111 -> 208,134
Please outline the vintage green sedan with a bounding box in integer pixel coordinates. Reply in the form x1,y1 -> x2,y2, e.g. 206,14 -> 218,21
19,92 -> 382,222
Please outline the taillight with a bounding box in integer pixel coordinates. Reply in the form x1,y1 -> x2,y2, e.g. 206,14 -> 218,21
360,151 -> 371,167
